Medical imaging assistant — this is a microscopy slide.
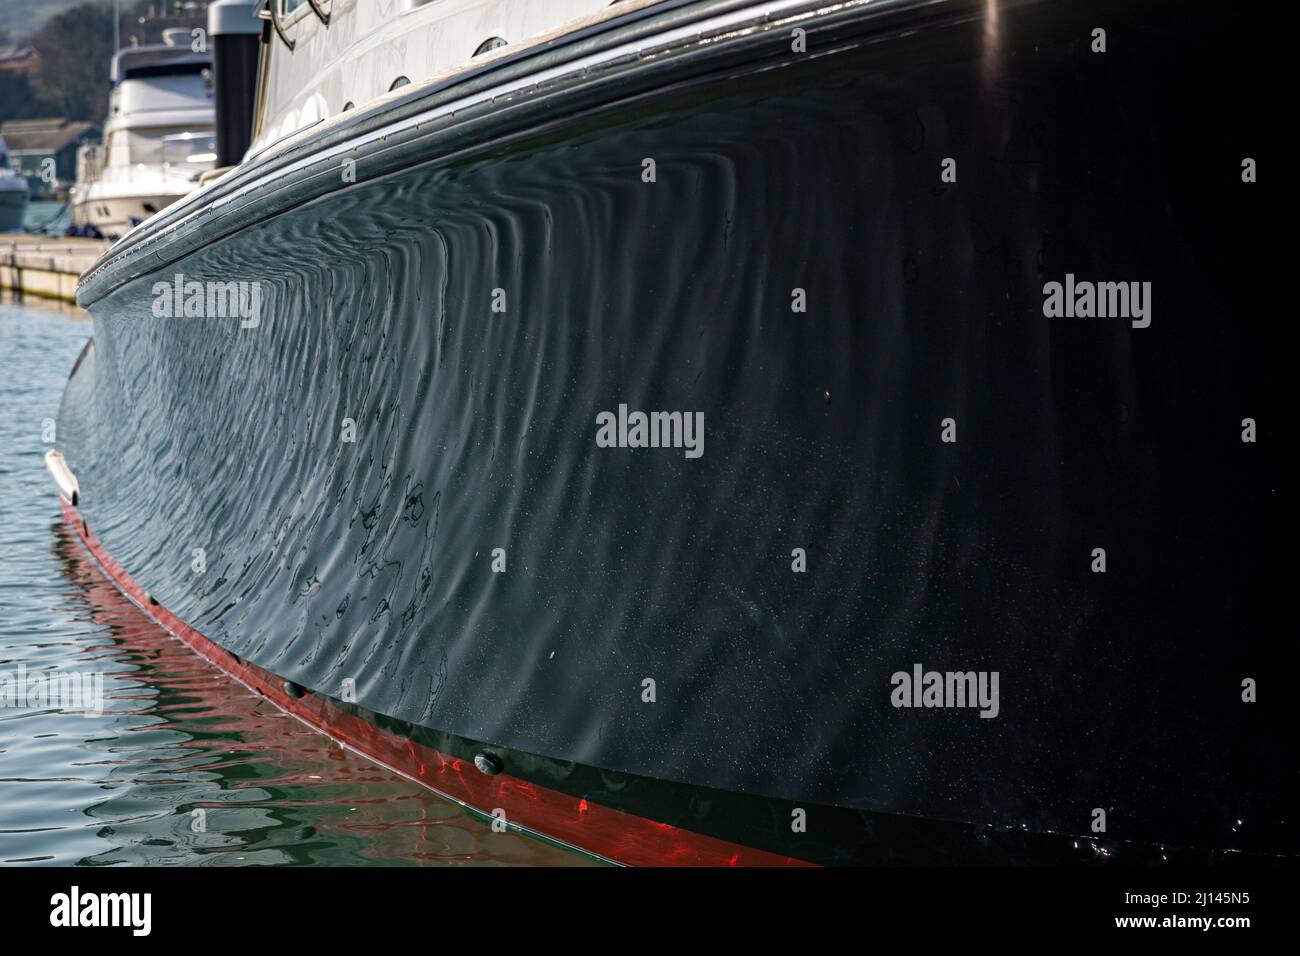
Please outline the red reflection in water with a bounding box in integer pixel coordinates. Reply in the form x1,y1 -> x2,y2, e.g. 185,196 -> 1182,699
55,522 -> 597,866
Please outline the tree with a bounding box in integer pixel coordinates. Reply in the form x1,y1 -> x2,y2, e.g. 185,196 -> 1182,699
0,70 -> 49,122
30,3 -> 114,121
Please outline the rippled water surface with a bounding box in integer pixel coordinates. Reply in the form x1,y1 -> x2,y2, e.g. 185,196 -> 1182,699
0,300 -> 593,866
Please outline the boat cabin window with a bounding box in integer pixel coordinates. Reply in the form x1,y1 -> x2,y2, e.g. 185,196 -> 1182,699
106,128 -> 217,170
278,0 -> 329,20
474,38 -> 508,56
389,77 -> 410,91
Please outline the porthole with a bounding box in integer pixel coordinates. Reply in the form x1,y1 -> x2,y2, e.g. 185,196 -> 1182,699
388,76 -> 410,91
473,37 -> 508,56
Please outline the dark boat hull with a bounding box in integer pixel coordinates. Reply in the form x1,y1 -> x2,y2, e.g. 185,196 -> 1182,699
57,0 -> 1291,862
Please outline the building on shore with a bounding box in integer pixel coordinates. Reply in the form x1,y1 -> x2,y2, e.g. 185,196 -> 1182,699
0,43 -> 39,74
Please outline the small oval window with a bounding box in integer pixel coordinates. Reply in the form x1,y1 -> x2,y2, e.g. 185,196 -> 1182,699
388,76 -> 410,91
341,101 -> 354,112
473,37 -> 508,56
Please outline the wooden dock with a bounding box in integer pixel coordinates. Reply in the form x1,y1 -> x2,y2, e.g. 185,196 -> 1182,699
0,236 -> 109,304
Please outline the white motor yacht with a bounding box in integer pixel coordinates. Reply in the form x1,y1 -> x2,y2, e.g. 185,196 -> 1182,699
70,29 -> 217,239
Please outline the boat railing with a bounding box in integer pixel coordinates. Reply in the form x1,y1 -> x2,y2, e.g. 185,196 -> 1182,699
76,135 -> 215,188
90,163 -> 208,186
76,144 -> 105,185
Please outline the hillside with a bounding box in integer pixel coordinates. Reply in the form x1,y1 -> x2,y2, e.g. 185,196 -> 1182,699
0,0 -> 100,40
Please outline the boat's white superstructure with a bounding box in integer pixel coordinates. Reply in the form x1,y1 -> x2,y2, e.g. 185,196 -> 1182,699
0,135 -> 30,232
71,30 -> 217,239
248,0 -> 616,158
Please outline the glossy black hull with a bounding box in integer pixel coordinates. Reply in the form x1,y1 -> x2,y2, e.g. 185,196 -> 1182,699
58,0 -> 1291,861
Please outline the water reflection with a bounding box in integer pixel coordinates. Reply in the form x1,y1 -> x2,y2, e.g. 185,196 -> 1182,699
0,519 -> 595,866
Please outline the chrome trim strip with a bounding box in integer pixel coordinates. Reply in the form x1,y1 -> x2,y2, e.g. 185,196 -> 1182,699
243,117 -> 322,164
